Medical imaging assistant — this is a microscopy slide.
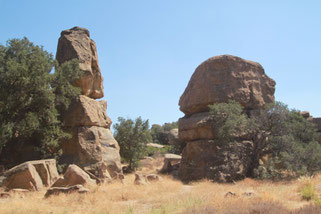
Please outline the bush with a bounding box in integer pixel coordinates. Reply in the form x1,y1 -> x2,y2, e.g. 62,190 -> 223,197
208,101 -> 321,178
113,117 -> 152,171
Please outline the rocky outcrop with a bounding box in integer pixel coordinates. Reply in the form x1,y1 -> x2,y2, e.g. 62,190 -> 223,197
161,154 -> 181,173
57,27 -> 122,179
56,26 -> 104,99
0,159 -> 59,191
178,55 -> 275,182
179,55 -> 275,116
52,165 -> 96,188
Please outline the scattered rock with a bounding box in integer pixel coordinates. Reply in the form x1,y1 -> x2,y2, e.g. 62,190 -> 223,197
56,26 -> 104,99
0,162 -> 51,191
161,154 -> 181,173
242,191 -> 255,197
134,174 -> 148,185
225,191 -> 237,198
0,192 -> 10,198
51,165 -> 96,187
45,184 -> 89,198
146,174 -> 161,182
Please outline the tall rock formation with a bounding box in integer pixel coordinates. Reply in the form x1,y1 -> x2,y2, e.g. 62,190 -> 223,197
56,27 -> 104,99
56,27 -> 121,178
178,55 -> 276,182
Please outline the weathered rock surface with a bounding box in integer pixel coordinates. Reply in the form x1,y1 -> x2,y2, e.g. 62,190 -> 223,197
52,165 -> 96,187
56,26 -> 104,99
64,95 -> 112,128
179,55 -> 276,116
0,163 -> 43,191
161,154 -> 181,173
134,174 -> 148,185
146,174 -> 161,182
57,27 -> 122,180
0,159 -> 59,191
61,126 -> 121,178
45,184 -> 89,198
179,140 -> 253,182
178,112 -> 214,142
178,55 -> 275,182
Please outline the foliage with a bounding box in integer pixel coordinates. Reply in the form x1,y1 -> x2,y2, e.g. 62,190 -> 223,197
300,183 -> 315,201
0,38 -> 81,165
208,101 -> 321,178
150,121 -> 178,145
145,144 -> 175,157
113,117 -> 152,171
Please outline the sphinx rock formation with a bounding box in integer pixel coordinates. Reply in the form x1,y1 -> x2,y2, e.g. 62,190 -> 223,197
178,55 -> 276,182
56,27 -> 121,179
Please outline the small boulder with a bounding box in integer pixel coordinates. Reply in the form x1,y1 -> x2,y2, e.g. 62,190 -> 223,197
161,154 -> 182,173
0,192 -> 10,198
134,174 -> 148,185
44,184 -> 89,198
146,174 -> 161,182
51,165 -> 96,187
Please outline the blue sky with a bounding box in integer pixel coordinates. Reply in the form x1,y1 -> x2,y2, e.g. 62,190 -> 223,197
1,0 -> 320,126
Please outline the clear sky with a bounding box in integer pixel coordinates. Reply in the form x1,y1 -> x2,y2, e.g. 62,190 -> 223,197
1,0 -> 320,126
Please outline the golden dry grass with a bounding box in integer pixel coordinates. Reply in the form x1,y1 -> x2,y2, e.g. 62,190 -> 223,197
1,158 -> 321,214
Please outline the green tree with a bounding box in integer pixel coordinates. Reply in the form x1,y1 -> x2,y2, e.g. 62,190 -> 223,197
0,38 -> 81,166
208,101 -> 321,178
113,117 -> 152,171
150,121 -> 178,145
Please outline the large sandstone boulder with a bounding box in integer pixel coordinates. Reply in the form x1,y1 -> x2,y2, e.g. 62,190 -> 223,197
61,126 -> 122,177
64,95 -> 112,128
52,165 -> 96,187
178,55 -> 275,182
179,140 -> 253,182
0,159 -> 59,191
56,26 -> 104,99
179,55 -> 276,116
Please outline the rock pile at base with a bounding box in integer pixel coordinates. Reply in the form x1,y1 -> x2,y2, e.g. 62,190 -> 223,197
178,55 -> 276,182
56,27 -> 122,179
0,159 -> 59,191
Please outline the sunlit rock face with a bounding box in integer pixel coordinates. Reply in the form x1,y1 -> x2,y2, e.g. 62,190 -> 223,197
56,27 -> 122,178
56,26 -> 104,99
178,55 -> 276,182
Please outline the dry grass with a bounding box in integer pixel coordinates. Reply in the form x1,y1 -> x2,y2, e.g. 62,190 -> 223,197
2,159 -> 321,214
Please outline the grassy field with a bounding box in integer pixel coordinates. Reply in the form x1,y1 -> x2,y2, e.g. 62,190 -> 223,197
1,158 -> 321,214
